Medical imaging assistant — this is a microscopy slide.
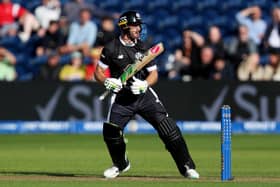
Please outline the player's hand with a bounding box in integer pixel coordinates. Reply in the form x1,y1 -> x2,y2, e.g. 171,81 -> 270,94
104,78 -> 122,93
130,77 -> 148,95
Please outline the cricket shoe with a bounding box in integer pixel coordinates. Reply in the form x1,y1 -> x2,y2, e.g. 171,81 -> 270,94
103,161 -> 130,179
185,169 -> 200,179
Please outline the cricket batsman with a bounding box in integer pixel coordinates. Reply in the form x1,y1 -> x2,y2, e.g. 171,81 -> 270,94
94,10 -> 199,179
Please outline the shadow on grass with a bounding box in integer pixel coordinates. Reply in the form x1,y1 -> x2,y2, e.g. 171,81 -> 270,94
0,171 -> 187,180
0,171 -> 102,178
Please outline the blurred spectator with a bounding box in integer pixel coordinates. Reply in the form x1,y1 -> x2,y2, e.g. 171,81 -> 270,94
60,8 -> 97,56
59,51 -> 85,81
95,16 -> 117,47
263,51 -> 280,80
263,7 -> 280,53
237,53 -> 260,80
206,26 -> 226,59
227,24 -> 259,77
35,0 -> 61,29
238,53 -> 280,81
168,30 -> 204,80
236,6 -> 267,45
58,16 -> 69,44
195,46 -> 215,79
85,47 -> 110,81
36,20 -> 64,56
0,1 -> 278,81
270,51 -> 280,81
0,47 -> 16,81
62,0 -> 119,23
36,52 -> 62,80
209,57 -> 235,80
0,0 -> 40,42
248,50 -> 280,81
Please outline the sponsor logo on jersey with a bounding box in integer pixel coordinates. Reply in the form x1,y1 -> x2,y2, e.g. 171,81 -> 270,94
117,54 -> 124,59
135,52 -> 144,61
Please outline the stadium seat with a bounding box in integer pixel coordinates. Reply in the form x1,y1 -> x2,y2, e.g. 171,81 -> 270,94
221,0 -> 243,12
98,0 -> 122,12
153,35 -> 164,45
143,15 -> 156,27
16,65 -> 33,81
152,9 -> 170,25
172,0 -> 195,12
181,16 -> 204,31
0,36 -> 22,54
27,60 -> 45,78
157,15 -> 179,30
12,0 -> 23,4
59,54 -> 71,65
196,0 -> 218,11
18,35 -> 41,57
60,0 -> 70,4
15,53 -> 30,65
168,35 -> 181,49
246,0 -> 268,8
147,0 -> 170,12
207,16 -> 228,29
124,0 -> 145,10
260,55 -> 269,65
59,54 -> 90,65
201,10 -> 218,21
177,9 -> 195,20
15,55 -> 33,81
30,55 -> 48,65
157,57 -> 170,75
23,1 -> 41,12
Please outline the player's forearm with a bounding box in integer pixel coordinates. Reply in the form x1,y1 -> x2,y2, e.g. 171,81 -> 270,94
145,70 -> 158,86
94,65 -> 107,84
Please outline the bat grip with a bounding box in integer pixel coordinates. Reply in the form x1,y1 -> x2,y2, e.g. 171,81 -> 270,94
99,90 -> 110,101
99,81 -> 127,101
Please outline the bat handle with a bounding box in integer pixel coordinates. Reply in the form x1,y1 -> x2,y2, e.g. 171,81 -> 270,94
99,90 -> 110,101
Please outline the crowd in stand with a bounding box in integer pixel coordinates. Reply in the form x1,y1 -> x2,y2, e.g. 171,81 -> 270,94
0,0 -> 117,81
167,6 -> 280,81
0,0 -> 280,81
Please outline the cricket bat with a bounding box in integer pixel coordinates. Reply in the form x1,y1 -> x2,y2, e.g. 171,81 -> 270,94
99,42 -> 164,100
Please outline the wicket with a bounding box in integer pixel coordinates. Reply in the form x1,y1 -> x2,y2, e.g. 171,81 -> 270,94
221,105 -> 232,181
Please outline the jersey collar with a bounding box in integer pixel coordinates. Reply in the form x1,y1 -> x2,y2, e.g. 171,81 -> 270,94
119,36 -> 137,47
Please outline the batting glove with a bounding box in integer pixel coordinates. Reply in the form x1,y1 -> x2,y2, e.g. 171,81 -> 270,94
104,78 -> 123,93
130,77 -> 148,95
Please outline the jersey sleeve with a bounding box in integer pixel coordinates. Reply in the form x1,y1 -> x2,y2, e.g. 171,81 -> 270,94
98,46 -> 111,69
145,59 -> 157,72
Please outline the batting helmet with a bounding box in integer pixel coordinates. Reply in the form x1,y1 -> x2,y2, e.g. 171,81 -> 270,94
118,11 -> 142,32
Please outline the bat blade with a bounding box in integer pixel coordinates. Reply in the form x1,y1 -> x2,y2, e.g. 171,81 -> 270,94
120,42 -> 164,84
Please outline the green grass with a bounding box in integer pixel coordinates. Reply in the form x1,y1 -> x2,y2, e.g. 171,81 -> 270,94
0,134 -> 279,186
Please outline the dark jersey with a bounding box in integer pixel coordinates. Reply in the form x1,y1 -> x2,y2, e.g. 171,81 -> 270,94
99,37 -> 156,81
